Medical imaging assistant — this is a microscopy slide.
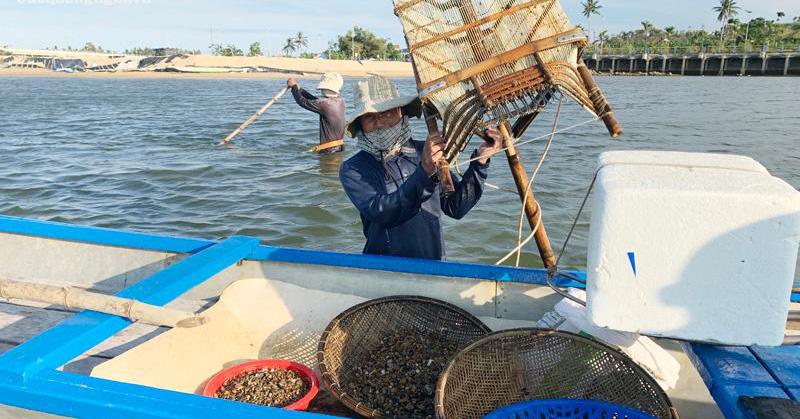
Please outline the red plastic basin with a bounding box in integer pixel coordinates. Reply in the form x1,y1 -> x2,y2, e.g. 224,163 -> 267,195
203,359 -> 320,411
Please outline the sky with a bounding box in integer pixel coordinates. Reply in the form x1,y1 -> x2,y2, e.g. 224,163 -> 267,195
1,0 -> 799,53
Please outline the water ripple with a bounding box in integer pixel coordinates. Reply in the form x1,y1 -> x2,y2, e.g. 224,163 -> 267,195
1,75 -> 798,270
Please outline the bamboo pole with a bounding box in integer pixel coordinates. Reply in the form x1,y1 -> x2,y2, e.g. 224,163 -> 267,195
0,278 -> 206,328
576,58 -> 623,138
454,1 -> 557,271
219,87 -> 290,145
498,122 -> 557,271
407,37 -> 455,196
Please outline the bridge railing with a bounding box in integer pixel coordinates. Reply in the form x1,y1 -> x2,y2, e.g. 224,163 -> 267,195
587,44 -> 800,56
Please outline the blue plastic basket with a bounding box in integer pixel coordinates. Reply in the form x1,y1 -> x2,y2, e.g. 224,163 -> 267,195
482,400 -> 660,419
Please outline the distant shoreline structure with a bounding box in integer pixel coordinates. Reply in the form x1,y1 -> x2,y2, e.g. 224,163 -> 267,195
0,49 -> 414,79
584,50 -> 800,77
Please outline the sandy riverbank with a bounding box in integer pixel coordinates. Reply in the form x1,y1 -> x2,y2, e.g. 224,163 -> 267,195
0,68 -> 389,79
0,49 -> 414,79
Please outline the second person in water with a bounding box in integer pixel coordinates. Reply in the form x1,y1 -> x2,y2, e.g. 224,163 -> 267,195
287,72 -> 346,154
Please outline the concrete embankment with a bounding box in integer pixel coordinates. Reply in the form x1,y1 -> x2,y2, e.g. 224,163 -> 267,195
585,52 -> 800,76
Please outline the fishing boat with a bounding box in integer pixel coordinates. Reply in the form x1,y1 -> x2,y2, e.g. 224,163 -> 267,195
0,214 -> 797,419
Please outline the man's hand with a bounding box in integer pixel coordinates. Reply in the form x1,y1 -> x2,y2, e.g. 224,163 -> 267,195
287,78 -> 298,88
476,127 -> 503,165
421,133 -> 445,177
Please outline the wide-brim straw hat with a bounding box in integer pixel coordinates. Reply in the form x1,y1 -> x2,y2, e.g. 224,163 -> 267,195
317,72 -> 344,95
346,75 -> 422,138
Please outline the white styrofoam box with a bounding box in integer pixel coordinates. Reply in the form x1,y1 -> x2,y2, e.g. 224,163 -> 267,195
586,151 -> 800,346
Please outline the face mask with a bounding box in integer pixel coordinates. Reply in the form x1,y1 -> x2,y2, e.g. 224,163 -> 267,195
357,116 -> 411,159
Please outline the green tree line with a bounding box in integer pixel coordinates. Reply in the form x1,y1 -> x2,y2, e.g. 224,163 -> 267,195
583,0 -> 800,51
206,28 -> 405,60
326,27 -> 404,60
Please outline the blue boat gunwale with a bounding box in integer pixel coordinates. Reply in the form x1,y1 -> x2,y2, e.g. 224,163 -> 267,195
0,214 -> 586,286
1,215 -> 798,419
0,214 -> 583,419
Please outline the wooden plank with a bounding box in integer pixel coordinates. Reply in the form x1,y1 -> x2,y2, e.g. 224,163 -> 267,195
750,346 -> 800,388
0,298 -> 214,378
0,298 -> 213,360
0,236 -> 257,381
685,343 -> 790,419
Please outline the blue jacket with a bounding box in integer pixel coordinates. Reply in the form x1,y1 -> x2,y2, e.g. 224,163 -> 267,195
339,140 -> 489,260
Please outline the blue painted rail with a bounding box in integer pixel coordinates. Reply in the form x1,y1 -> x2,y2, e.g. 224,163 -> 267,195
685,344 -> 800,419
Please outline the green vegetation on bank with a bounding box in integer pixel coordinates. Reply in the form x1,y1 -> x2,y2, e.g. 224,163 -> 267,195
586,0 -> 800,52
281,32 -> 309,57
206,27 -> 404,60
248,42 -> 262,57
326,27 -> 404,60
594,20 -> 800,51
209,44 -> 244,56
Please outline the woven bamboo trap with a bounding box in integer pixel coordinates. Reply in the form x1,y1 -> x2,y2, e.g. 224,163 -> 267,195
317,296 -> 491,419
394,0 -> 621,162
436,329 -> 679,419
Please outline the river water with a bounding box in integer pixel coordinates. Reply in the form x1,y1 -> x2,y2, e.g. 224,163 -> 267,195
0,75 -> 798,270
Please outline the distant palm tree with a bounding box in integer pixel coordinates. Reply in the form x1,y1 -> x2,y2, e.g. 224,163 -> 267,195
597,30 -> 608,52
294,32 -> 309,54
581,0 -> 602,43
776,11 -> 785,21
641,21 -> 654,37
597,30 -> 608,45
713,0 -> 741,45
282,38 -> 297,56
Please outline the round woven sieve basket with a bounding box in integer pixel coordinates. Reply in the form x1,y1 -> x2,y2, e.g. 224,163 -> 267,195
317,296 -> 491,419
436,328 -> 679,419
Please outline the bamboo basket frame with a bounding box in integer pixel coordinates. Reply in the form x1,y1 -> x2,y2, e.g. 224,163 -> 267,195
394,0 -> 622,162
394,0 -> 622,270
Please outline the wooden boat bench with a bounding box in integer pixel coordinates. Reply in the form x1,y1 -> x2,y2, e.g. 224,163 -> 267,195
684,343 -> 800,419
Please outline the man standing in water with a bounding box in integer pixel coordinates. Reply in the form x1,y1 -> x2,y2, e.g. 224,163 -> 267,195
340,76 -> 502,260
287,73 -> 346,154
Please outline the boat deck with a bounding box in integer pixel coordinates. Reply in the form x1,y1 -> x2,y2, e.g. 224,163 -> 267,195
686,343 -> 800,419
0,215 -> 797,419
0,297 -> 212,375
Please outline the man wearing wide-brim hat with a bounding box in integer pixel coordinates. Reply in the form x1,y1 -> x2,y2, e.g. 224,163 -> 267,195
340,76 -> 502,260
287,72 -> 346,154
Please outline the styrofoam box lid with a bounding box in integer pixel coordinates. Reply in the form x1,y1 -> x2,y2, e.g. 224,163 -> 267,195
596,151 -> 795,199
598,151 -> 769,175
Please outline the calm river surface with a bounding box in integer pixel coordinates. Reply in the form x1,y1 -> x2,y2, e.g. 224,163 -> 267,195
1,75 -> 798,269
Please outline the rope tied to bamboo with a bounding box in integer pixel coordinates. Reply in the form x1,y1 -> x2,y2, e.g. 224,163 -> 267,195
494,94 -> 563,267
